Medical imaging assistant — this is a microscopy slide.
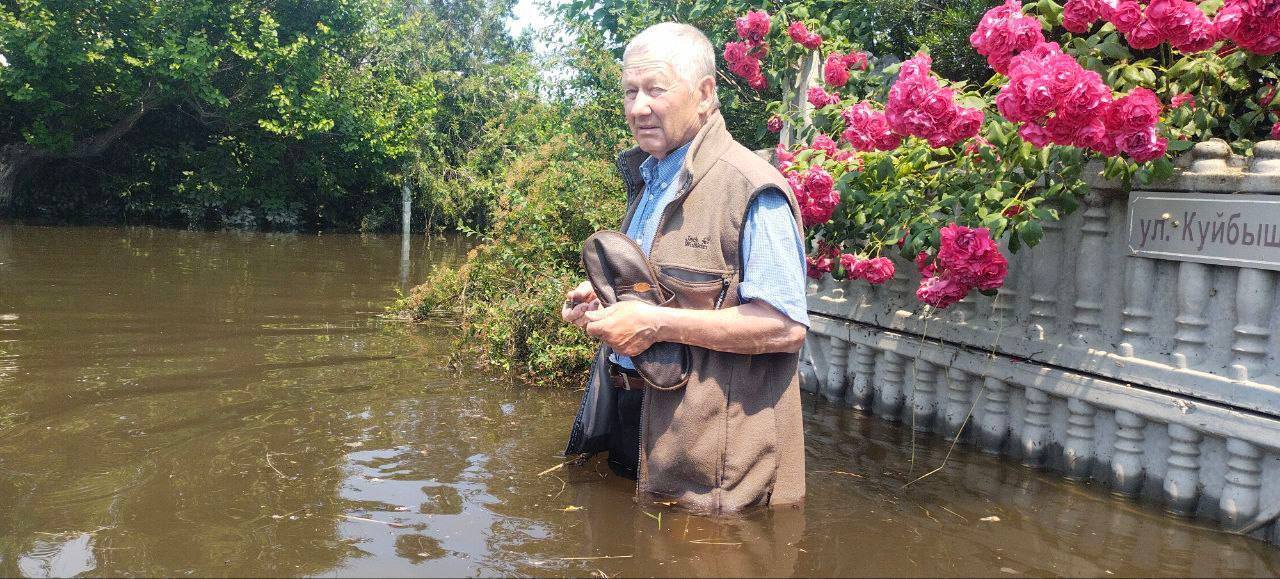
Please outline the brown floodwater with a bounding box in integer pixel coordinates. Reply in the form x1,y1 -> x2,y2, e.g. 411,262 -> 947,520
0,223 -> 1276,577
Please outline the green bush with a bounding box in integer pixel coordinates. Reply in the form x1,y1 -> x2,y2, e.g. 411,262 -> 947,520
400,137 -> 625,387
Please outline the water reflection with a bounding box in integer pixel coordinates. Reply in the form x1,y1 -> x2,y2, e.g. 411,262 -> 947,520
0,223 -> 1275,577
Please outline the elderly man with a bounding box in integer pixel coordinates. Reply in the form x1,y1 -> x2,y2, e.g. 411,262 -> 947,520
561,22 -> 809,512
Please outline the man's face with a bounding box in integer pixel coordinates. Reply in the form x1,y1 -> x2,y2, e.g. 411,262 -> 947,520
622,56 -> 707,159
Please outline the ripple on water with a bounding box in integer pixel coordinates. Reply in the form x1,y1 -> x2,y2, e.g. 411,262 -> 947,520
1,226 -> 1278,577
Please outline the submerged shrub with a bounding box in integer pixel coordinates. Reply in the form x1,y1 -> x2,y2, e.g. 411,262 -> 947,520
400,138 -> 625,387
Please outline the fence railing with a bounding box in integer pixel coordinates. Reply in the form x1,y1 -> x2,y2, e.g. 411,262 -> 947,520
800,140 -> 1280,544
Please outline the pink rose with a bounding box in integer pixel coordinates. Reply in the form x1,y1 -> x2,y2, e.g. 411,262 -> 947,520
803,167 -> 834,200
785,172 -> 804,200
957,247 -> 1013,289
855,256 -> 895,285
920,87 -> 959,125
1126,21 -> 1165,50
949,107 -> 984,142
807,253 -> 834,279
735,10 -> 771,44
748,73 -> 768,91
839,253 -> 859,278
1046,114 -> 1083,146
938,223 -> 997,271
787,21 -> 823,49
1062,0 -> 1109,33
916,275 -> 971,309
1109,1 -> 1144,34
1018,122 -> 1053,147
915,251 -> 937,277
1104,88 -> 1162,134
1175,26 -> 1219,53
1170,93 -> 1196,109
1271,122 -> 1280,140
1116,125 -> 1169,162
807,86 -> 840,108
767,116 -> 783,133
1073,118 -> 1109,150
824,52 -> 852,86
811,133 -> 839,156
723,41 -> 750,65
970,0 -> 1046,74
844,51 -> 869,71
774,144 -> 795,171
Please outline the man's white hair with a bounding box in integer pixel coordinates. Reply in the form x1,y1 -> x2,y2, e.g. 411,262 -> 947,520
623,22 -> 719,106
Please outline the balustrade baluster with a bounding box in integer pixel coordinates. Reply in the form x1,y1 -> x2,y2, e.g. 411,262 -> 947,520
978,376 -> 1010,454
1230,268 -> 1274,382
821,337 -> 849,402
1112,410 -> 1147,497
1172,262 -> 1210,369
1164,423 -> 1202,517
1029,219 -> 1063,341
944,367 -> 973,441
1220,438 -> 1261,531
1120,256 -> 1155,358
845,343 -> 876,410
1064,398 -> 1096,480
1072,204 -> 1109,345
910,358 -> 939,432
1022,387 -> 1051,467
875,350 -> 906,421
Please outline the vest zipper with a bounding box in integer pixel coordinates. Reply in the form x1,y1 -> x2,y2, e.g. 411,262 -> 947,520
713,276 -> 730,309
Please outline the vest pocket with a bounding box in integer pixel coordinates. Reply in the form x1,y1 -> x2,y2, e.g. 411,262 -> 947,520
657,266 -> 731,310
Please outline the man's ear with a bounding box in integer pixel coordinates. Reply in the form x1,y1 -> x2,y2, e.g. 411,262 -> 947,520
697,75 -> 717,112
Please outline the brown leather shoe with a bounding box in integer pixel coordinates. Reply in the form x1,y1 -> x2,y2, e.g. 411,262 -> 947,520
581,230 -> 691,390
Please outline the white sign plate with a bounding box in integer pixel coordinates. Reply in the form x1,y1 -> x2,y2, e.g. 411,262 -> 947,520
1128,192 -> 1280,271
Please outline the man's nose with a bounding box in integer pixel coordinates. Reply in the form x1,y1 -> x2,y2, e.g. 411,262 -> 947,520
631,91 -> 653,117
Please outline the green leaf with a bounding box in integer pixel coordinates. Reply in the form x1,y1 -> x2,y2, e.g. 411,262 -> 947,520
1020,221 -> 1044,246
1097,37 -> 1132,61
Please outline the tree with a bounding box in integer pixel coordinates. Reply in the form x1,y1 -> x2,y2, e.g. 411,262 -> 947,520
0,0 -> 444,229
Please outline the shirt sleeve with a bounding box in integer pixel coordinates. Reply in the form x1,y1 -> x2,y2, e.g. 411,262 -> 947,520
738,188 -> 810,328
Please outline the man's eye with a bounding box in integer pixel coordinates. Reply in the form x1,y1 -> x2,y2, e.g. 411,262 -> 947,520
651,87 -> 666,95
624,88 -> 638,98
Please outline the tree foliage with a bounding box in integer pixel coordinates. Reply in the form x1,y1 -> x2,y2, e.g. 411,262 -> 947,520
0,0 -> 544,231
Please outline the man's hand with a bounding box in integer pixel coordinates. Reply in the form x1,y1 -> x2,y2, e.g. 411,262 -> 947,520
561,280 -> 600,329
583,300 -> 662,357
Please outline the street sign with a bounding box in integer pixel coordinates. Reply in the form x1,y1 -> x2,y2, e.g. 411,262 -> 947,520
1128,191 -> 1280,271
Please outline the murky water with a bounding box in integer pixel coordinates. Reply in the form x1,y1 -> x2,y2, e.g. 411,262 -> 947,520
0,224 -> 1276,577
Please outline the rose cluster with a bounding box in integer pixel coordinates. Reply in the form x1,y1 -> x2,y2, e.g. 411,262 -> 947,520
885,54 -> 985,148
840,254 -> 895,285
789,166 -> 840,228
840,102 -> 901,152
969,0 -> 1046,74
725,10 -> 771,90
1106,0 -> 1216,52
787,21 -> 823,50
915,224 -> 1009,309
996,41 -> 1168,162
735,9 -> 770,43
823,51 -> 869,87
807,86 -> 841,108
806,240 -> 839,279
1214,0 -> 1280,56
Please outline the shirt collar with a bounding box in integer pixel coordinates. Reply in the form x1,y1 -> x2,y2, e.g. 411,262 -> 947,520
639,141 -> 692,186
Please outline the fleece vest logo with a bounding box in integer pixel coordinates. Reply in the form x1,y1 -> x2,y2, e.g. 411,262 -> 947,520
683,235 -> 712,250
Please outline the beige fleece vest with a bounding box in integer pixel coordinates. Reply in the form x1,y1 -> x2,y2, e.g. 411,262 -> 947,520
617,111 -> 806,512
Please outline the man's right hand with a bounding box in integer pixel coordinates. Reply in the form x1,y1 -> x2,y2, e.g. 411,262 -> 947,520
561,280 -> 600,329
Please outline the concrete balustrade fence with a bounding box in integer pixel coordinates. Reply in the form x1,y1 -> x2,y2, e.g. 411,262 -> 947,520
799,140 -> 1280,544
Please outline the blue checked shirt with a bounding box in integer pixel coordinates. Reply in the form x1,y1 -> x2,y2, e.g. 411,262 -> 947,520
612,143 -> 810,370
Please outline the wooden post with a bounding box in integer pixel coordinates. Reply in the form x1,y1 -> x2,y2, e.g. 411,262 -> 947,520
400,180 -> 412,290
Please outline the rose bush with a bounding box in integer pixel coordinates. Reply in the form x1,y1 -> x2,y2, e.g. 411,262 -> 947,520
721,0 -> 1279,309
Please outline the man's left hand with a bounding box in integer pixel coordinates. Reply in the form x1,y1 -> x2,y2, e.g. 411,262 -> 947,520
582,301 -> 663,357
